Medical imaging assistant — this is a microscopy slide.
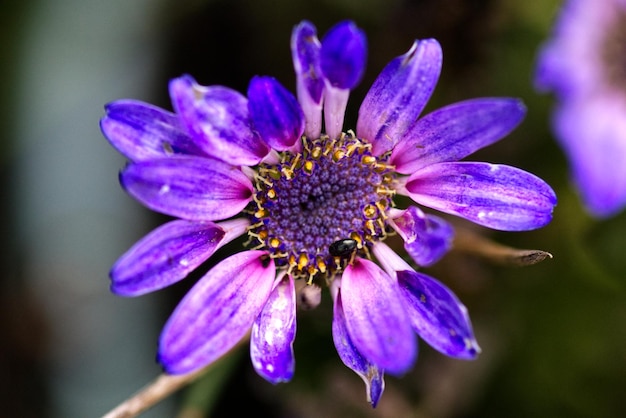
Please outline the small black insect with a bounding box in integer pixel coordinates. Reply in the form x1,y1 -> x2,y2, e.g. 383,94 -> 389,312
329,238 -> 358,259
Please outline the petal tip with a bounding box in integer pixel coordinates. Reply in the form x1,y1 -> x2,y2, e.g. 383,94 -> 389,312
320,20 -> 367,89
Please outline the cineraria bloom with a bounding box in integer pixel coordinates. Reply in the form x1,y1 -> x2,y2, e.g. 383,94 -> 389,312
535,0 -> 626,217
101,20 -> 556,407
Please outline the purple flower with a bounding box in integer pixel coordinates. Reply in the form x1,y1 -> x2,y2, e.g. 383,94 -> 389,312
101,20 -> 556,407
535,0 -> 626,217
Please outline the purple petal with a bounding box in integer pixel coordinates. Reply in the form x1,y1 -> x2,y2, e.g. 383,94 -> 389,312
159,250 -> 275,374
320,21 -> 367,90
250,274 -> 297,384
100,100 -> 205,161
319,21 -> 367,139
553,95 -> 626,217
169,75 -> 270,166
371,241 -> 413,276
391,98 -> 527,174
391,206 -> 454,267
532,0 -> 599,98
397,270 -> 480,359
332,291 -> 385,407
110,220 -> 226,297
248,76 -> 304,151
291,21 -> 324,138
291,20 -> 323,103
357,39 -> 442,155
341,258 -> 416,374
404,162 -> 557,231
120,155 -> 253,221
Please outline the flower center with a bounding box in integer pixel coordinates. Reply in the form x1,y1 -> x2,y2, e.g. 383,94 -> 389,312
247,132 -> 395,282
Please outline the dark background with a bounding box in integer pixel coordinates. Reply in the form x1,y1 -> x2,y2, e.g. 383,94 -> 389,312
1,0 -> 624,417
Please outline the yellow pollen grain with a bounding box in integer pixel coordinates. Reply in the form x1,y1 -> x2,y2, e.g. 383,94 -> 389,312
297,253 -> 309,270
311,146 -> 322,159
316,257 -> 327,273
332,149 -> 345,161
255,208 -> 268,219
373,163 -> 388,173
363,204 -> 377,219
333,256 -> 342,269
269,237 -> 281,248
345,143 -> 358,156
323,142 -> 334,156
350,232 -> 363,248
266,188 -> 276,199
361,155 -> 376,165
303,160 -> 314,175
375,199 -> 389,217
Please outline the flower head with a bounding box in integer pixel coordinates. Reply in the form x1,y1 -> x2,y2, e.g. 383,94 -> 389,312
535,0 -> 626,217
101,20 -> 556,407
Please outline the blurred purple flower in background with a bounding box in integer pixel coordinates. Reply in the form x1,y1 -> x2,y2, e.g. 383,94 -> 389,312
101,20 -> 556,406
535,0 -> 626,217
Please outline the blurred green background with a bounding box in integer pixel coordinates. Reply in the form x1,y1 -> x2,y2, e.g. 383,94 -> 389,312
1,0 -> 625,417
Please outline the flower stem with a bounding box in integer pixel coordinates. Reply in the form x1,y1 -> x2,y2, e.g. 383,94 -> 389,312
453,226 -> 552,266
101,367 -> 208,418
101,336 -> 248,418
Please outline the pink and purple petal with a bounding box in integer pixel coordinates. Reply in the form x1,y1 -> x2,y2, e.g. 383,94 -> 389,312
158,251 -> 275,374
291,20 -> 324,139
404,162 -> 557,231
120,155 -> 254,221
323,86 -> 351,139
340,258 -> 416,375
110,220 -> 227,297
169,75 -> 270,166
250,274 -> 297,384
391,98 -> 527,174
357,39 -> 442,155
332,291 -> 385,408
248,76 -> 304,151
397,270 -> 480,359
100,100 -> 205,162
391,206 -> 454,267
